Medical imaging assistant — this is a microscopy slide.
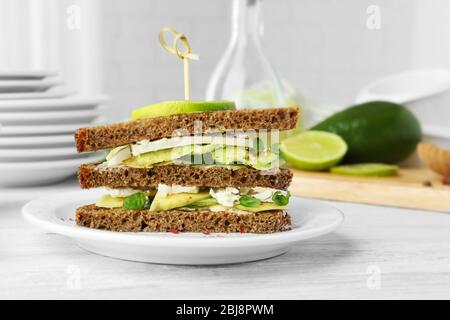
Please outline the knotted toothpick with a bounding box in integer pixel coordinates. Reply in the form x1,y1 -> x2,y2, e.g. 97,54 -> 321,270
158,27 -> 199,100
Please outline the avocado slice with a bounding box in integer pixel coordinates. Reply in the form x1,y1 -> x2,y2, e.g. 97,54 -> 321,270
234,202 -> 288,212
149,192 -> 211,211
185,198 -> 218,208
124,144 -> 216,168
249,151 -> 280,170
211,146 -> 248,165
96,195 -> 125,208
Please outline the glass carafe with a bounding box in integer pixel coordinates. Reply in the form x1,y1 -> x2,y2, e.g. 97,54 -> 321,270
206,0 -> 297,110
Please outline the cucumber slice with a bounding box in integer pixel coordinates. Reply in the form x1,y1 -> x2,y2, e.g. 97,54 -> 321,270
124,144 -> 216,168
331,163 -> 398,177
149,192 -> 211,212
96,195 -> 124,208
186,198 -> 218,208
132,100 -> 236,120
234,202 -> 288,212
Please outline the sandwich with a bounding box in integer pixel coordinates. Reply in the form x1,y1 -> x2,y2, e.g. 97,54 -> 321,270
74,101 -> 299,234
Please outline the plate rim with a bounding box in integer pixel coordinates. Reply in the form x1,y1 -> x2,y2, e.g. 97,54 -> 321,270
0,70 -> 57,78
0,134 -> 74,146
0,78 -> 62,88
0,95 -> 108,108
0,123 -> 95,135
0,152 -> 105,169
0,109 -> 100,120
22,193 -> 344,248
0,146 -> 77,157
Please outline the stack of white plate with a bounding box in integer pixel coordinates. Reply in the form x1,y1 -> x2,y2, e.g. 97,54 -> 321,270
0,70 -> 107,187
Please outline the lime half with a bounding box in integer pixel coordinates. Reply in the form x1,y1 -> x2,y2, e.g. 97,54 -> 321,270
331,163 -> 398,177
280,131 -> 347,170
132,100 -> 235,120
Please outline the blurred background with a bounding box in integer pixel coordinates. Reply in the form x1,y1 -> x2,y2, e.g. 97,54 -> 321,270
1,0 -> 449,121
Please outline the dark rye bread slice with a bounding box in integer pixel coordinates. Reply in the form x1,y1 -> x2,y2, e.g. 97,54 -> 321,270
79,164 -> 293,190
76,204 -> 291,233
75,107 -> 299,152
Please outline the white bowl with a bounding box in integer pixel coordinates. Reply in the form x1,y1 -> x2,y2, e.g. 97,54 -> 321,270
355,68 -> 450,128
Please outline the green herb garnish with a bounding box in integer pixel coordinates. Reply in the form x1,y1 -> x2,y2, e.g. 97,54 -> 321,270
123,192 -> 147,210
239,195 -> 261,208
272,191 -> 290,206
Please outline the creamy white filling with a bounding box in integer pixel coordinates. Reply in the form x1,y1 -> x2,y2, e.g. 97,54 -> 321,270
252,188 -> 288,203
209,187 -> 240,207
106,145 -> 131,167
131,134 -> 252,157
105,187 -> 141,198
156,184 -> 199,197
105,134 -> 254,167
207,205 -> 253,215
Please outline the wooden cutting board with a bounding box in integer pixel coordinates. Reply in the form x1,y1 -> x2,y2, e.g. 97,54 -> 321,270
289,167 -> 450,212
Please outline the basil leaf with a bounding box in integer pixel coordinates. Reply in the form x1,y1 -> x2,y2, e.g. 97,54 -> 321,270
123,192 -> 147,210
272,191 -> 290,206
239,195 -> 261,208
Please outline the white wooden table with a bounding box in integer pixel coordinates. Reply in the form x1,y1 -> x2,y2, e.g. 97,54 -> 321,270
1,178 -> 450,299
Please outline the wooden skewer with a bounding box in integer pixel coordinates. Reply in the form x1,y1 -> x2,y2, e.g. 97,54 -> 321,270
158,27 -> 199,100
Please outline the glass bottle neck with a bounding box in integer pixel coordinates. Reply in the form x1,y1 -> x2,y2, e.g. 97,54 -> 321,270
231,0 -> 263,42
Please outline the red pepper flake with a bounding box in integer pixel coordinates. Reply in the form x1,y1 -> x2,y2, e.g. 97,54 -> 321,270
203,229 -> 210,235
169,229 -> 179,234
240,229 -> 246,234
442,176 -> 450,185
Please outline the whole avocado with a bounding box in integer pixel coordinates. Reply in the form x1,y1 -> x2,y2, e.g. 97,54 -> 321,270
312,101 -> 422,164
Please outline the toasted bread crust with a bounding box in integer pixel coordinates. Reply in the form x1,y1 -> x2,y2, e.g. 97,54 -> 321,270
76,204 -> 291,233
75,107 -> 299,152
78,164 -> 293,190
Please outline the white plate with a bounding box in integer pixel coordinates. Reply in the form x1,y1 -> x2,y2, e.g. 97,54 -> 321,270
0,88 -> 75,101
0,123 -> 89,135
0,109 -> 100,124
0,95 -> 108,111
0,146 -> 77,160
0,70 -> 57,80
0,134 -> 74,147
0,152 -> 106,187
22,193 -> 344,265
0,79 -> 62,93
